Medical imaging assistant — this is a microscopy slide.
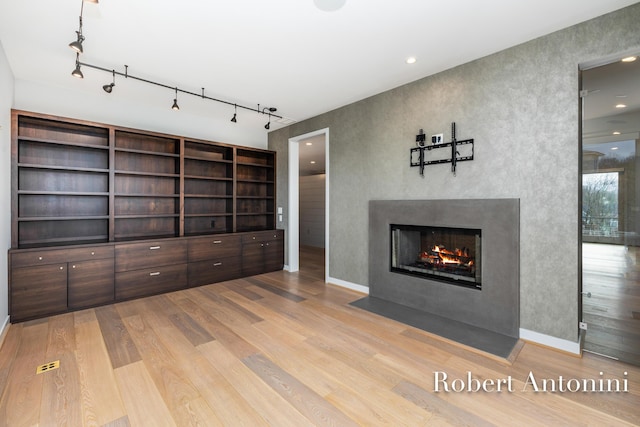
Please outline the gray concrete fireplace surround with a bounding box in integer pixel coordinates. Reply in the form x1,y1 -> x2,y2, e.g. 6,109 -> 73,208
353,199 -> 520,357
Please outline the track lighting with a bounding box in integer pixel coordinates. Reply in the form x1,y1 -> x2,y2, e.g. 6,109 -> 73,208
67,0 -> 282,130
69,0 -> 88,54
71,53 -> 84,78
231,104 -> 237,123
102,70 -> 115,93
172,88 -> 180,110
69,31 -> 84,53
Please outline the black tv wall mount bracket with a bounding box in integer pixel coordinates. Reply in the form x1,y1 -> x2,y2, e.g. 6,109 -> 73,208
410,122 -> 474,176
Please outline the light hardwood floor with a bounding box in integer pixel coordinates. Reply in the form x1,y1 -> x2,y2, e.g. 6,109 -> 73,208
0,246 -> 639,426
583,243 -> 640,365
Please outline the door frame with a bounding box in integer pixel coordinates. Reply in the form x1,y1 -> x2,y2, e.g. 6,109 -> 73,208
288,128 -> 330,276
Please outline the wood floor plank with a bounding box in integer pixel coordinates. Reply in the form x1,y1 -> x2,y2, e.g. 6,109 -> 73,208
169,311 -> 215,347
243,352 -> 359,427
114,361 -> 176,427
39,313 -> 82,427
0,321 -> 48,426
122,314 -> 203,424
198,340 -> 313,427
95,305 -> 141,369
197,285 -> 264,324
74,310 -> 127,427
172,296 -> 260,359
393,380 -> 495,427
0,324 -> 21,404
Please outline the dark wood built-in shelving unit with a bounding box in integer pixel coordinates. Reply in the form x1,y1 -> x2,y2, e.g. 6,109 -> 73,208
9,110 -> 282,322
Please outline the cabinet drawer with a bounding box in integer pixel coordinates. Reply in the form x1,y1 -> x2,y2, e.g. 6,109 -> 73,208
188,235 -> 241,262
116,263 -> 187,300
115,240 -> 187,272
11,245 -> 113,268
68,258 -> 115,309
241,230 -> 283,244
11,263 -> 68,321
188,257 -> 241,287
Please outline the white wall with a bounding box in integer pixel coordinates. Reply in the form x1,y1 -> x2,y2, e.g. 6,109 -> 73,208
300,174 -> 325,248
0,40 -> 14,333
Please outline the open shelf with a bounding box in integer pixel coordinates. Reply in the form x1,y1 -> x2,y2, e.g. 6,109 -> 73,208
11,111 -> 276,248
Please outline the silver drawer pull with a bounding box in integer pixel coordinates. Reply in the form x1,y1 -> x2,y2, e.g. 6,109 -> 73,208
213,262 -> 223,266
91,251 -> 95,255
149,246 -> 161,250
72,265 -> 76,269
150,272 -> 161,276
213,240 -> 222,244
38,256 -> 43,261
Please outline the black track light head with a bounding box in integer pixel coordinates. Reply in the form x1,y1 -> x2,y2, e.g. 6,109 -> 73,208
171,87 -> 179,110
69,32 -> 84,53
231,104 -> 238,123
71,54 -> 83,78
264,122 -> 270,130
103,70 -> 115,93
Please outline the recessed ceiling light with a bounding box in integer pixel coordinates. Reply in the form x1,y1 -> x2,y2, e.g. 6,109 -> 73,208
621,56 -> 637,62
310,161 -> 316,164
612,131 -> 621,135
615,95 -> 628,98
314,0 -> 346,12
306,142 -> 313,146
611,147 -> 619,150
406,57 -> 417,64
615,104 -> 627,109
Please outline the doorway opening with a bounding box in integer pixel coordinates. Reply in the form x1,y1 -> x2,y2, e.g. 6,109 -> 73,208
288,129 -> 329,281
580,53 -> 640,366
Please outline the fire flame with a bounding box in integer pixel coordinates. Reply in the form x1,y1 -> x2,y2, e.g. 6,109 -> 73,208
422,245 -> 474,268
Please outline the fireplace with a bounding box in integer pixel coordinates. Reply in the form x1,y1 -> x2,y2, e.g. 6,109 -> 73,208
362,199 -> 520,344
390,224 -> 481,289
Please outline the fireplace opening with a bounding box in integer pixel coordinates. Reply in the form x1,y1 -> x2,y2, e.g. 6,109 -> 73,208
390,224 -> 482,289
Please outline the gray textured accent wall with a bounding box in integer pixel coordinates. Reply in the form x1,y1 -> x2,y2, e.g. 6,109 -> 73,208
268,4 -> 640,343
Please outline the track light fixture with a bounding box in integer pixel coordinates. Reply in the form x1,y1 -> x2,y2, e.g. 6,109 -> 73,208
67,1 -> 282,129
231,104 -> 237,123
71,53 -> 84,78
103,70 -> 115,93
69,0 -> 91,54
172,88 -> 180,111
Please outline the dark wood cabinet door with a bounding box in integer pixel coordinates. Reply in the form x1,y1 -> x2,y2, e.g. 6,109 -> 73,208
11,264 -> 67,322
68,258 -> 115,309
241,242 -> 266,276
263,239 -> 284,273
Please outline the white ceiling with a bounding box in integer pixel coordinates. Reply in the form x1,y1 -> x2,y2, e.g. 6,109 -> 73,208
0,0 -> 637,134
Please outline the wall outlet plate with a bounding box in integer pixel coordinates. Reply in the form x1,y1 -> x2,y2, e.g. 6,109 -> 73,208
579,321 -> 588,330
431,133 -> 444,144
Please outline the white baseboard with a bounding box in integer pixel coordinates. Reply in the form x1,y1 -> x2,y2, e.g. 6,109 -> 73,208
0,315 -> 10,349
327,276 -> 369,295
519,328 -> 581,355
283,264 -> 290,271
